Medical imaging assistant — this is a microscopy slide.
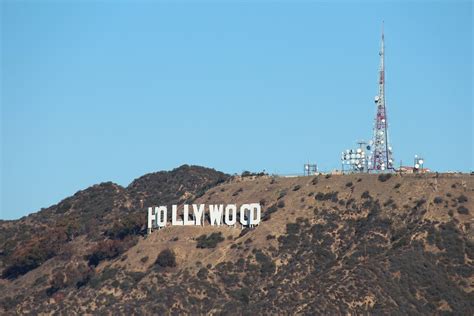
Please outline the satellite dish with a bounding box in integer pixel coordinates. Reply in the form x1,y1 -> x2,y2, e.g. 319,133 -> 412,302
419,160 -> 424,164
366,145 -> 371,150
374,96 -> 379,102
415,163 -> 420,169
356,148 -> 362,153
305,165 -> 309,170
381,166 -> 385,170
415,155 -> 418,158
357,164 -> 362,168
356,154 -> 361,159
388,146 -> 392,151
369,140 -> 373,145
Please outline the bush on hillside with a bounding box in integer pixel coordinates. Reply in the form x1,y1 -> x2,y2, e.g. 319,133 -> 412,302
86,240 -> 124,267
196,232 -> 225,249
241,171 -> 266,177
292,185 -> 301,191
361,191 -> 371,199
434,197 -> 443,204
457,206 -> 469,215
105,214 -> 143,240
457,195 -> 468,203
315,191 -> 339,202
155,249 -> 176,268
197,267 -> 208,279
378,174 -> 392,182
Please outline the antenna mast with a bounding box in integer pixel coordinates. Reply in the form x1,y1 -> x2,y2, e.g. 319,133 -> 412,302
370,22 -> 394,172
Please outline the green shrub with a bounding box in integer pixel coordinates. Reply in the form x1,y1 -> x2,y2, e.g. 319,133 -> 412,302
434,197 -> 443,204
255,250 -> 275,276
196,232 -> 224,249
378,174 -> 392,182
457,206 -> 469,215
155,249 -> 176,268
241,171 -> 252,177
315,191 -> 338,202
457,195 -> 468,203
286,223 -> 300,235
231,287 -> 250,304
361,191 -> 371,199
266,204 -> 278,214
278,191 -> 287,200
197,267 -> 208,279
105,214 -> 143,240
86,240 -> 124,267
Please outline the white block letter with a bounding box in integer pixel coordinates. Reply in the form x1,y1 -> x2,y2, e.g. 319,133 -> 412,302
209,204 -> 224,226
148,207 -> 156,229
240,204 -> 251,226
183,204 -> 194,225
224,204 -> 237,226
172,205 -> 183,226
249,203 -> 261,226
156,206 -> 167,228
193,204 -> 205,226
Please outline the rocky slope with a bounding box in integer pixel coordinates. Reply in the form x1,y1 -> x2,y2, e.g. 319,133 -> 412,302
1,170 -> 473,314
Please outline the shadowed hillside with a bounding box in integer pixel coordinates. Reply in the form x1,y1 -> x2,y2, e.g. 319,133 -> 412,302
1,169 -> 473,314
0,165 -> 228,279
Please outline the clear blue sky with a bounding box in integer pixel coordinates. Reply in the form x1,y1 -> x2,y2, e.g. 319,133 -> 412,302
1,1 -> 472,220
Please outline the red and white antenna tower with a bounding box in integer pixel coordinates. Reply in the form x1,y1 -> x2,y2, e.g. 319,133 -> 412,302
369,22 -> 394,172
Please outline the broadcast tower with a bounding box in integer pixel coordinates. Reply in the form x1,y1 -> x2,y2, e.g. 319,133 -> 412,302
370,24 -> 394,172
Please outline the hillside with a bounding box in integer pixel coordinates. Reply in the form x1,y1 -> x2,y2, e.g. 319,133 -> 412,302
1,169 -> 473,314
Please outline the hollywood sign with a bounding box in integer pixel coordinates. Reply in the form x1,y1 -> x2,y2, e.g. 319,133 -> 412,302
147,203 -> 261,232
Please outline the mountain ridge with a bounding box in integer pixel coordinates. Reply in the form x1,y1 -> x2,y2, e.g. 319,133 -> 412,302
0,168 -> 472,314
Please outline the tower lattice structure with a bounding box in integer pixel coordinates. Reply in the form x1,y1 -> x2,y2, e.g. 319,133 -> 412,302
370,25 -> 394,172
